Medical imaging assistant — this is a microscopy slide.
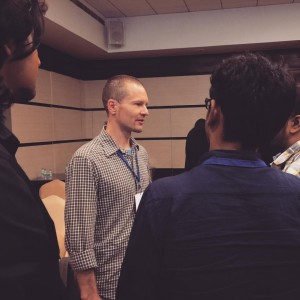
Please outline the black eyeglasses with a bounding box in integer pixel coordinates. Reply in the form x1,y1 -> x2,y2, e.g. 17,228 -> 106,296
205,98 -> 212,110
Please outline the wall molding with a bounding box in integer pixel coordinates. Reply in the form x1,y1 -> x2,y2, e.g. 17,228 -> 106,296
27,101 -> 206,111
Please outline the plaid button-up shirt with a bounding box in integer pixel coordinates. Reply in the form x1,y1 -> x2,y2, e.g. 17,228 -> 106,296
271,140 -> 300,178
65,128 -> 151,299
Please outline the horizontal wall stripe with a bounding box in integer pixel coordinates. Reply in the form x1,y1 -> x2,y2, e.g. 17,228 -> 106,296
26,102 -> 205,111
19,137 -> 188,147
26,102 -> 106,111
19,139 -> 91,147
135,137 -> 186,141
148,105 -> 205,109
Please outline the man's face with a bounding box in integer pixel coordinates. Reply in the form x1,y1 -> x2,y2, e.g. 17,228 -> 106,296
269,119 -> 290,154
114,82 -> 149,134
2,36 -> 41,103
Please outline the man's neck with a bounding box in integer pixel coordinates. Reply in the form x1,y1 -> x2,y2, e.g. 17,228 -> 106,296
105,122 -> 131,149
209,139 -> 242,151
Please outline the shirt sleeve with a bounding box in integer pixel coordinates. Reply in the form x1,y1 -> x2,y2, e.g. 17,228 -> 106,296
116,183 -> 170,300
65,155 -> 98,271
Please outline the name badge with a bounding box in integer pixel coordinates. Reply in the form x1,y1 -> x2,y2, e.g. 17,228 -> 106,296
135,192 -> 144,211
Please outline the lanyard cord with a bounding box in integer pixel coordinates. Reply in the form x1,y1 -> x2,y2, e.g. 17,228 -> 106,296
117,149 -> 141,190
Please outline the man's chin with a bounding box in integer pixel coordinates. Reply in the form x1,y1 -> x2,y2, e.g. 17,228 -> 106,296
132,127 -> 143,133
12,88 -> 36,104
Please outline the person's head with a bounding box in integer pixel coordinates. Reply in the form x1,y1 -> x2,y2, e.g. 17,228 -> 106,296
0,0 -> 47,123
206,52 -> 296,150
102,75 -> 149,134
269,92 -> 300,154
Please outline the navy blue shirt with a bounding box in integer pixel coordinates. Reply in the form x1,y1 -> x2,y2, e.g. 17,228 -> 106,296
117,150 -> 300,300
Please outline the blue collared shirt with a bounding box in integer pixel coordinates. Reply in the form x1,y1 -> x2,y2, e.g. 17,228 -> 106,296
117,150 -> 300,300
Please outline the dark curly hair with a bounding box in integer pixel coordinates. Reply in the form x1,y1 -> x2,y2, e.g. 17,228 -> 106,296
210,53 -> 296,149
0,0 -> 47,124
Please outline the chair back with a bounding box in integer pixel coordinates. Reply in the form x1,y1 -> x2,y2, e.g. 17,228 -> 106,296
39,179 -> 66,200
42,195 -> 66,258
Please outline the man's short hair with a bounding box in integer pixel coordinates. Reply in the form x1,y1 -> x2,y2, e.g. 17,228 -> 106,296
210,53 -> 296,149
102,75 -> 145,113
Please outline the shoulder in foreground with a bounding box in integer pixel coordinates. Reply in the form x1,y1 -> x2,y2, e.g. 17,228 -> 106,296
270,167 -> 300,190
147,170 -> 190,198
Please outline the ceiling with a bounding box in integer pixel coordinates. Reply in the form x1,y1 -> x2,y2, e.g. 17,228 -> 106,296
76,0 -> 299,19
42,0 -> 300,61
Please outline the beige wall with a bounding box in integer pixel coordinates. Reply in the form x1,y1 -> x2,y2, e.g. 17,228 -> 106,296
13,69 -> 210,179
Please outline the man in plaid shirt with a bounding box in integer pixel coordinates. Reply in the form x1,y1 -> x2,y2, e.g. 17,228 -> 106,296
65,75 -> 151,300
271,94 -> 300,177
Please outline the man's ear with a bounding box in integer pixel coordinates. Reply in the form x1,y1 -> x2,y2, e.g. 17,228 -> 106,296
107,99 -> 118,115
206,99 -> 222,129
0,44 -> 13,62
4,44 -> 13,56
289,115 -> 300,134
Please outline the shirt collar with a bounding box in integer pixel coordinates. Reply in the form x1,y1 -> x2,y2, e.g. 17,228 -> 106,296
98,127 -> 139,157
272,140 -> 300,166
198,150 -> 261,166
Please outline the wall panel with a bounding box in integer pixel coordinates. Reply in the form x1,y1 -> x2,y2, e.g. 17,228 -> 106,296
171,140 -> 186,168
82,80 -> 106,108
53,108 -> 83,141
34,69 -> 52,104
138,140 -> 172,168
171,107 -> 207,137
11,104 -> 54,143
16,145 -> 55,179
92,111 -> 107,137
53,142 -> 86,174
82,111 -> 94,139
141,75 -> 210,106
51,72 -> 82,107
135,109 -> 171,138
13,66 -> 213,179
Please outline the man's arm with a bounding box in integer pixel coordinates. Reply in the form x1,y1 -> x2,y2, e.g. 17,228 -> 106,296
75,269 -> 102,300
116,183 -> 170,300
65,155 -> 100,298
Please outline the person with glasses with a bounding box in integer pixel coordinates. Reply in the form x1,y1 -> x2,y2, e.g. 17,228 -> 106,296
116,53 -> 300,300
0,1 -> 66,299
267,93 -> 300,177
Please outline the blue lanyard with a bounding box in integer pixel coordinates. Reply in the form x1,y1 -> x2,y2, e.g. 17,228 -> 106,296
117,149 -> 141,190
202,157 -> 267,168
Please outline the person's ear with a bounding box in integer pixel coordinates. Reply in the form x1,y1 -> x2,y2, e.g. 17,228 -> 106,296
289,115 -> 300,134
0,44 -> 13,62
107,99 -> 119,115
206,99 -> 222,129
4,44 -> 13,56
